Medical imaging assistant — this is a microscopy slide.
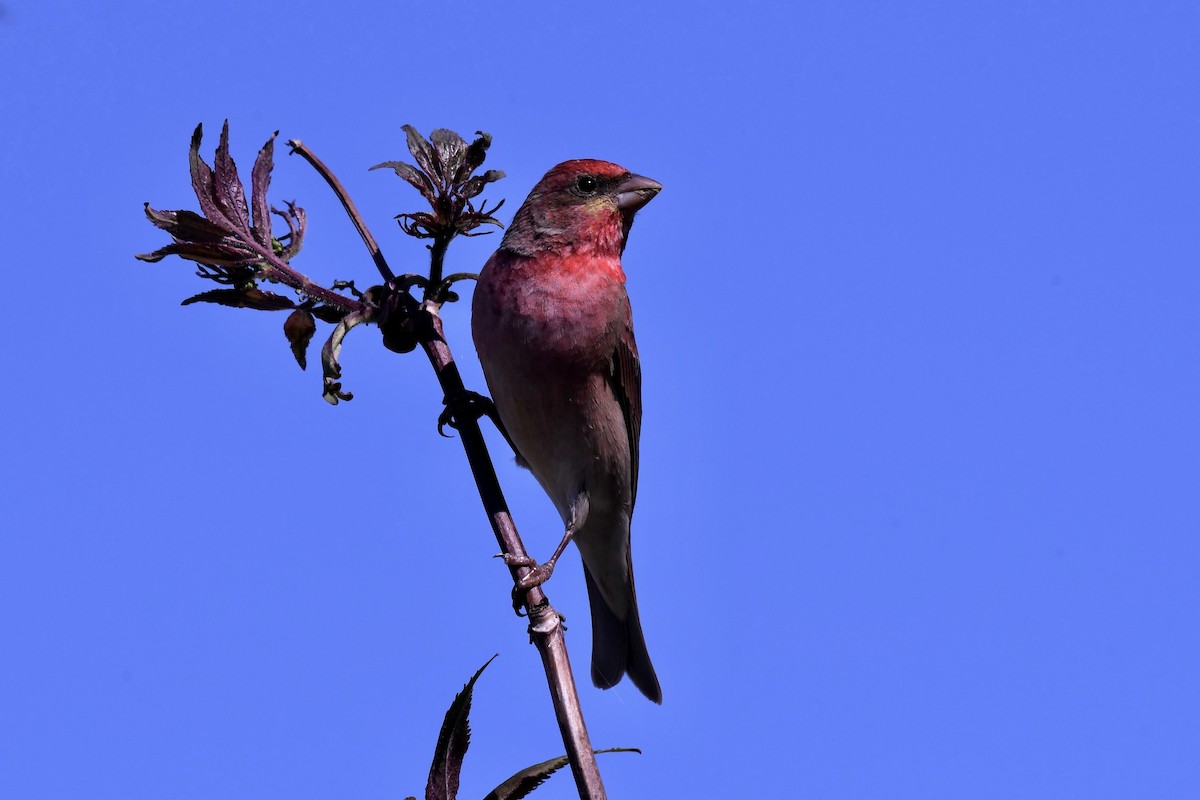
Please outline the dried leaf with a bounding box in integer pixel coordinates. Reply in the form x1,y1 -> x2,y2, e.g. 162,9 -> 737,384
321,308 -> 370,404
283,309 -> 316,370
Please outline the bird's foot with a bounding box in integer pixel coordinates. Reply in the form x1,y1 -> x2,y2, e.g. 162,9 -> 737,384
438,389 -> 498,437
500,553 -> 558,614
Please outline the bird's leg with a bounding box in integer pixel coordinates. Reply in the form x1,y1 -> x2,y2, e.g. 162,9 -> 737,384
504,493 -> 589,599
438,389 -> 524,460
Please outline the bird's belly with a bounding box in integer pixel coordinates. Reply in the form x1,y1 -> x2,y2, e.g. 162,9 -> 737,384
472,259 -> 632,521
489,366 -> 630,523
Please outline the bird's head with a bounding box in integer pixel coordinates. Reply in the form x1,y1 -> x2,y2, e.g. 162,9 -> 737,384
501,159 -> 661,258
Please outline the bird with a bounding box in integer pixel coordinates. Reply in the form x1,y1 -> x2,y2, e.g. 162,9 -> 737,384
471,159 -> 662,703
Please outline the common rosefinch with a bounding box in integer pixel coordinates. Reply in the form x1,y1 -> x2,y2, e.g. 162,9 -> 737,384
471,159 -> 662,703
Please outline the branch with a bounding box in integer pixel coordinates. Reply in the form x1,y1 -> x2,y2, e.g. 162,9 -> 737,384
288,138 -> 396,285
416,306 -> 606,799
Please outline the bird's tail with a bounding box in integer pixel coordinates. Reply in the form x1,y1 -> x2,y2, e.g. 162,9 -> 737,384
584,564 -> 662,704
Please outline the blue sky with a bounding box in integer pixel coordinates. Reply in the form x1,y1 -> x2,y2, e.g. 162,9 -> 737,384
2,2 -> 1198,797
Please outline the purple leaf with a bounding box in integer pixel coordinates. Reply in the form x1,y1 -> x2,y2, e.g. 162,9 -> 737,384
459,169 -> 505,200
212,120 -> 251,231
425,656 -> 496,800
136,241 -> 258,266
454,131 -> 492,185
309,304 -> 348,324
188,123 -> 232,229
272,202 -> 306,261
370,160 -> 437,205
142,204 -> 232,243
180,288 -> 297,311
430,128 -> 466,183
403,125 -> 439,185
250,132 -> 278,247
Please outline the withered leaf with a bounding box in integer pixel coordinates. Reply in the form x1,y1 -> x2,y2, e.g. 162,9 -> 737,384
283,309 -> 317,370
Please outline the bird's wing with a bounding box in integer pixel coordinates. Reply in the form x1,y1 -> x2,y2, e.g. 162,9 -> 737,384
609,295 -> 642,508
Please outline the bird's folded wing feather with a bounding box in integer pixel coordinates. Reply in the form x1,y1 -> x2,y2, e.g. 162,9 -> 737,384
609,302 -> 642,509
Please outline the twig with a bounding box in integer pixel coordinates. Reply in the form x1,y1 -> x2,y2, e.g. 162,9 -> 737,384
288,138 -> 396,284
425,233 -> 451,303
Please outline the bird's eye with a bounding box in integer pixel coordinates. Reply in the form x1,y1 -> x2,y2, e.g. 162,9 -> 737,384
574,175 -> 599,195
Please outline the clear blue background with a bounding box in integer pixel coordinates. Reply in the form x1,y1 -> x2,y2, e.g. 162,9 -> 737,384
2,2 -> 1197,797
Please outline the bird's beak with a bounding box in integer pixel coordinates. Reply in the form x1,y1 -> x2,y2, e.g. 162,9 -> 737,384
615,173 -> 662,213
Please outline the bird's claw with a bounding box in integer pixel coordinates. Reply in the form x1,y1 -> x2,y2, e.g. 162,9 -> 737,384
501,554 -> 557,615
438,389 -> 497,437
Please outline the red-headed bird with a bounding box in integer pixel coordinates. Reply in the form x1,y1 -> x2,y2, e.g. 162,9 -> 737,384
471,159 -> 662,703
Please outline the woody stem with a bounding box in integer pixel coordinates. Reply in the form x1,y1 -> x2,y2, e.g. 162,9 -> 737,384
287,138 -> 396,284
416,310 -> 608,800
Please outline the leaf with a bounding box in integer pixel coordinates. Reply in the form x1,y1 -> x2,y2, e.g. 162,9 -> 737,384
283,309 -> 316,370
180,288 -> 297,311
137,241 -> 258,266
481,756 -> 568,800
142,204 -> 231,243
188,123 -> 231,229
425,656 -> 498,800
321,308 -> 370,404
482,749 -> 641,800
145,123 -> 304,272
272,201 -> 307,260
370,160 -> 437,205
454,131 -> 492,185
212,120 -> 251,232
430,128 -> 467,183
403,125 -> 439,186
309,304 -> 349,324
250,131 -> 279,247
459,170 -> 505,200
